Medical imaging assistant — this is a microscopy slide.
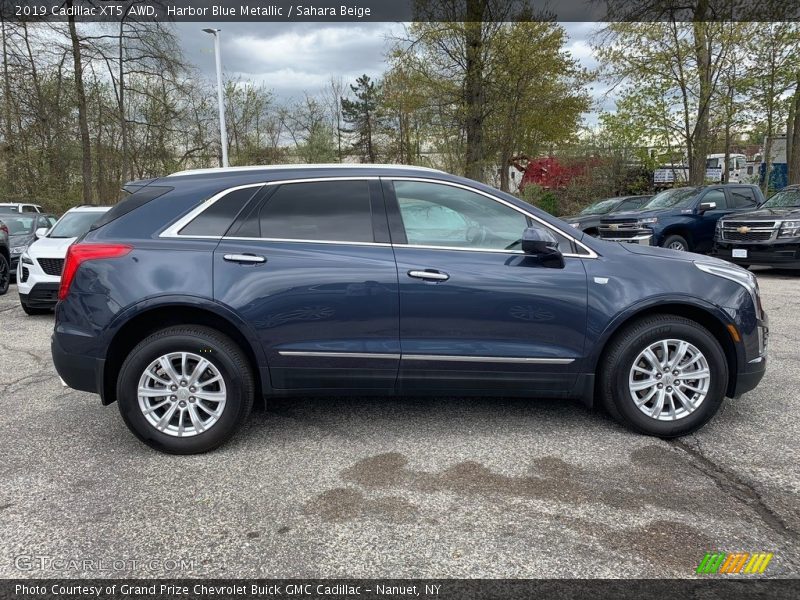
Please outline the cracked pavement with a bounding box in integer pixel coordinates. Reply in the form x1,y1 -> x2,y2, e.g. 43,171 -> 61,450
0,270 -> 798,579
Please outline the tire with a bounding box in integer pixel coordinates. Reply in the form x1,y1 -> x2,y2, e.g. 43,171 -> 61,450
117,325 -> 255,454
0,254 -> 9,295
21,302 -> 50,315
599,315 -> 728,438
662,234 -> 690,252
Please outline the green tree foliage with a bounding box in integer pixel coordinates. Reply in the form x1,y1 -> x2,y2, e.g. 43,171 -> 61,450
340,74 -> 383,163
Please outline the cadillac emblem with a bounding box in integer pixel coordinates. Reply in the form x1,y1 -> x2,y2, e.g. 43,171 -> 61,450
737,226 -> 751,234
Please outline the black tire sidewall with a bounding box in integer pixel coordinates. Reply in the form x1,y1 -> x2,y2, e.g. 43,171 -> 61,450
0,254 -> 9,295
609,320 -> 727,437
662,234 -> 689,251
117,331 -> 249,454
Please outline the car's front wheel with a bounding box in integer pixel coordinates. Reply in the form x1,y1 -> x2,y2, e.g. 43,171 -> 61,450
599,315 -> 728,437
117,326 -> 255,454
662,234 -> 690,252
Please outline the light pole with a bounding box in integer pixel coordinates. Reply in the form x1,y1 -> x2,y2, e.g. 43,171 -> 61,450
203,28 -> 229,168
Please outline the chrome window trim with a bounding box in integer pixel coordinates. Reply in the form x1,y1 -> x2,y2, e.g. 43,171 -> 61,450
387,177 -> 597,259
160,182 -> 265,239
278,350 -> 573,364
160,174 -> 598,259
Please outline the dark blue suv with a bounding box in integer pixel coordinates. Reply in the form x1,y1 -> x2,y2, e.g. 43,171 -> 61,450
52,165 -> 768,453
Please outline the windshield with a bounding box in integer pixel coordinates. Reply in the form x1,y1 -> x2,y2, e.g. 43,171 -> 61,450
49,211 -> 105,239
579,198 -> 620,215
763,189 -> 800,208
644,188 -> 699,209
2,216 -> 36,235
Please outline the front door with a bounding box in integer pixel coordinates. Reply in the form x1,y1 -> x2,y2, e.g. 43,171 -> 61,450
214,178 -> 400,391
384,179 -> 588,395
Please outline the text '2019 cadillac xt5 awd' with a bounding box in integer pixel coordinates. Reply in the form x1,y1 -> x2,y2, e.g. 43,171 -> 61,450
52,165 -> 768,453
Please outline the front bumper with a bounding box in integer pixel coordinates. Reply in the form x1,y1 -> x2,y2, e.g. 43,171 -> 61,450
19,282 -> 59,309
51,332 -> 105,397
713,241 -> 800,268
599,233 -> 653,245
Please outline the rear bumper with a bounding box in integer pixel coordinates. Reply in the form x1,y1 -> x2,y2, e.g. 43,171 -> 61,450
51,332 -> 104,397
713,241 -> 800,268
19,282 -> 59,309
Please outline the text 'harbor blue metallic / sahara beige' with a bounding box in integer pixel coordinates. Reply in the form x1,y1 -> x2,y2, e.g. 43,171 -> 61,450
51,165 -> 768,454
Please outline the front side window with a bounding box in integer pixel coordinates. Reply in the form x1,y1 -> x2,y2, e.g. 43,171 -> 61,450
702,189 -> 726,209
259,180 -> 373,243
729,188 -> 758,209
392,180 -> 583,254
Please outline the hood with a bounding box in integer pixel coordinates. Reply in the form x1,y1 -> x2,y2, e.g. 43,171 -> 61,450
9,233 -> 34,246
620,242 -> 734,268
720,206 -> 800,221
26,235 -> 76,258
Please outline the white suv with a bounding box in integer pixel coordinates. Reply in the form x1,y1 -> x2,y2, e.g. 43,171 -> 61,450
18,205 -> 110,314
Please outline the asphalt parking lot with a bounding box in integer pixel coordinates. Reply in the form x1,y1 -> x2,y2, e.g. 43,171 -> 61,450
0,270 -> 798,579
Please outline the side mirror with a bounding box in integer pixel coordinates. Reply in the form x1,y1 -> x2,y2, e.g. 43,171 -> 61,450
35,227 -> 48,239
698,201 -> 717,214
521,226 -> 564,268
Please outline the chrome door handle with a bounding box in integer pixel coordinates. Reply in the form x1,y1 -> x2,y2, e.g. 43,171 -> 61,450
408,269 -> 449,281
223,254 -> 266,264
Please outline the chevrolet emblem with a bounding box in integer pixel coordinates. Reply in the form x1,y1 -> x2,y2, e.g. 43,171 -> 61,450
737,226 -> 751,234
609,224 -> 619,230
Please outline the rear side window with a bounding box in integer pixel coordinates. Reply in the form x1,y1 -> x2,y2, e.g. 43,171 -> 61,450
730,187 -> 758,208
180,186 -> 262,237
258,180 -> 373,242
90,186 -> 173,230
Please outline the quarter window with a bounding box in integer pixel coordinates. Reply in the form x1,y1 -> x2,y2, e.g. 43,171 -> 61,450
259,180 -> 373,243
180,186 -> 261,237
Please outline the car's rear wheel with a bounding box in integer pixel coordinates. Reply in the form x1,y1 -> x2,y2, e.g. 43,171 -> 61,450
662,234 -> 690,252
0,254 -> 9,295
599,315 -> 728,437
117,326 -> 254,454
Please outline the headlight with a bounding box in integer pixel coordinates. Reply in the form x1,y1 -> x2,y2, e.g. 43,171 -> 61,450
638,217 -> 658,225
778,220 -> 800,238
694,261 -> 761,316
10,246 -> 26,255
569,222 -> 581,229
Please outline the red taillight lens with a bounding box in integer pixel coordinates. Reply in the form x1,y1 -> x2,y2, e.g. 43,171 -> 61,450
58,243 -> 132,301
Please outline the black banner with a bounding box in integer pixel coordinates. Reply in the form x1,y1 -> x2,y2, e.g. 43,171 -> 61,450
2,579 -> 800,600
0,0 -> 798,23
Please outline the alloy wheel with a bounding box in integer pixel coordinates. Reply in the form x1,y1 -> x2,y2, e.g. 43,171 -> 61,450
137,352 -> 227,437
667,241 -> 686,251
628,338 -> 711,421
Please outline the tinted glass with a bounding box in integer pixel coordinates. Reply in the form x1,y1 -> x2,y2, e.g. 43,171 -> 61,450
22,205 -> 37,213
703,189 -> 726,209
49,212 -> 106,238
579,198 -> 619,215
763,188 -> 800,208
394,180 -> 533,251
180,186 -> 261,236
729,188 -> 758,209
259,181 -> 373,242
90,185 -> 173,230
3,216 -> 36,235
645,188 -> 699,209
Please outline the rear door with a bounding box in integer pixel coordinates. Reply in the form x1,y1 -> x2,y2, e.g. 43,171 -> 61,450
213,177 -> 400,392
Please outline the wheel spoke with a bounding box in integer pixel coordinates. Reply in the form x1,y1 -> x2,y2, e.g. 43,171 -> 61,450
188,358 -> 210,386
681,368 -> 710,381
673,387 -> 697,413
146,368 -> 173,388
138,387 -> 169,398
197,374 -> 222,388
158,356 -> 181,384
669,341 -> 689,370
180,352 -> 188,379
650,389 -> 666,418
642,348 -> 661,370
194,390 -> 225,403
634,386 -> 658,407
141,399 -> 170,415
630,378 -> 658,392
177,409 -> 185,437
155,402 -> 179,431
187,404 -> 206,433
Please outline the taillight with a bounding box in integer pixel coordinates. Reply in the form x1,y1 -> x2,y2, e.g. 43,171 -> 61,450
58,243 -> 132,301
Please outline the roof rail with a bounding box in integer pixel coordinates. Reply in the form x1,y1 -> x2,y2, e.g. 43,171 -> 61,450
166,163 -> 446,178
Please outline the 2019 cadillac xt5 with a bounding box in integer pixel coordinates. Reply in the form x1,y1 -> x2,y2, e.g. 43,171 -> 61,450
52,165 -> 768,453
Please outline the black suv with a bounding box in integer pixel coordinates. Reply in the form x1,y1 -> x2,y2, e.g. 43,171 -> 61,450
713,185 -> 800,268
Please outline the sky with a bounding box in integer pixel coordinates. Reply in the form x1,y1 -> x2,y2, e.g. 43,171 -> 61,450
175,21 -> 614,125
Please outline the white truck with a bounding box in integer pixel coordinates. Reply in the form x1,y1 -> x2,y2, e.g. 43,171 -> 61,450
653,153 -> 748,188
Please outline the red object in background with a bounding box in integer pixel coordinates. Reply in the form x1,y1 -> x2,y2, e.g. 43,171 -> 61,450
510,155 -> 605,191
0,222 -> 7,236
